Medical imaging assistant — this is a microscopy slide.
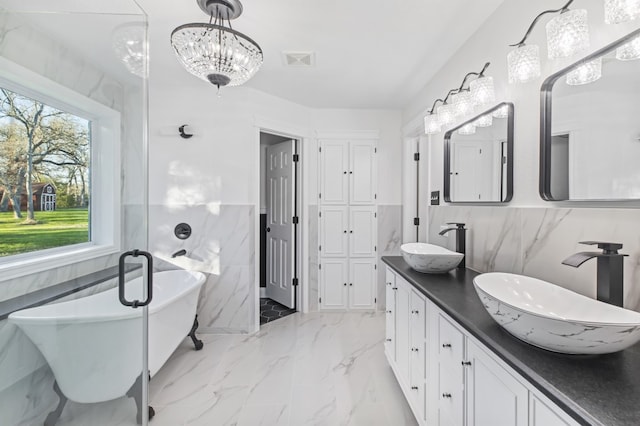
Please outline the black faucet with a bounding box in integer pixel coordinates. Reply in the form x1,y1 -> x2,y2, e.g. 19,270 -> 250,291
561,241 -> 628,307
438,222 -> 466,269
171,249 -> 187,258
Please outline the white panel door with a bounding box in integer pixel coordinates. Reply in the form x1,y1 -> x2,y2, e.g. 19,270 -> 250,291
465,340 -> 528,426
320,140 -> 349,204
385,268 -> 397,360
396,278 -> 411,385
266,140 -> 295,308
349,206 -> 376,257
348,258 -> 376,310
349,141 -> 377,204
320,206 -> 348,258
319,258 -> 348,310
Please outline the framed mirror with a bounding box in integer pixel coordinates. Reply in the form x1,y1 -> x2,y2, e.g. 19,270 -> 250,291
540,28 -> 640,201
443,102 -> 514,203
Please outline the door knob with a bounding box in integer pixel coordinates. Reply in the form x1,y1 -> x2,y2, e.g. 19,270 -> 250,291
442,343 -> 452,348
442,393 -> 452,399
462,361 -> 472,366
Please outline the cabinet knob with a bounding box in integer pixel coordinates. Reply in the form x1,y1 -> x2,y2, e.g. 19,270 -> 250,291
350,230 -> 353,234
343,171 -> 347,174
392,287 -> 398,291
349,283 -> 353,286
442,393 -> 452,399
343,283 -> 347,286
411,347 -> 419,352
386,310 -> 392,314
462,361 -> 472,366
411,310 -> 419,314
411,386 -> 419,390
442,343 -> 452,348
349,171 -> 353,174
386,282 -> 391,286
385,338 -> 392,342
343,230 -> 347,233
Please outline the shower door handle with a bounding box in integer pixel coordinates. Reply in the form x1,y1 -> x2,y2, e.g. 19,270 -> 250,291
119,249 -> 154,308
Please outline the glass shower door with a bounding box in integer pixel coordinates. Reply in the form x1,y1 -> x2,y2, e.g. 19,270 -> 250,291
0,1 -> 150,425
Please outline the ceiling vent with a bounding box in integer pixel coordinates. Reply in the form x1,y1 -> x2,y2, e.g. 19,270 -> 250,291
282,51 -> 315,67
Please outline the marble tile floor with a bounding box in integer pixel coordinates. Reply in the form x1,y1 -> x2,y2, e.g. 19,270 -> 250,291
51,312 -> 416,426
260,298 -> 296,325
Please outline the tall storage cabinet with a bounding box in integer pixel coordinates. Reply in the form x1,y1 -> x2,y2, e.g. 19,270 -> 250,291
318,137 -> 377,311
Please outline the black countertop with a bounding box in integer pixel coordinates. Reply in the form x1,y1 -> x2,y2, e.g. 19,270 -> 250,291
382,256 -> 640,426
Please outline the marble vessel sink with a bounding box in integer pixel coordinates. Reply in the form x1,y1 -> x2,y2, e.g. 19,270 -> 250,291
473,272 -> 640,354
400,243 -> 463,274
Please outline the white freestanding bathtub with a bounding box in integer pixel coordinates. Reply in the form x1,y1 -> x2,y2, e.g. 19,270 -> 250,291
8,269 -> 205,405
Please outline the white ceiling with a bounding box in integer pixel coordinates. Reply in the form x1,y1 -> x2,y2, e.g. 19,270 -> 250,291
138,0 -> 505,109
3,0 -> 505,110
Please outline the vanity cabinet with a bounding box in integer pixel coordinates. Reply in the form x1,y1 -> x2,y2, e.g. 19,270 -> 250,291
319,258 -> 376,310
319,139 -> 376,205
385,266 -> 579,426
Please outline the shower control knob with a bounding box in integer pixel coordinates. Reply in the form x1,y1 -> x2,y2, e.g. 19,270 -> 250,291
442,343 -> 452,348
442,393 -> 452,399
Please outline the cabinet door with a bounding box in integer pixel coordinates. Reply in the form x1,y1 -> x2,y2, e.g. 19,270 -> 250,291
349,206 -> 377,258
465,340 -> 528,426
349,141 -> 377,204
385,268 -> 396,360
438,315 -> 465,426
319,258 -> 348,310
395,277 -> 411,385
320,206 -> 348,257
348,259 -> 376,310
530,394 -> 579,426
409,290 -> 427,422
320,141 -> 349,204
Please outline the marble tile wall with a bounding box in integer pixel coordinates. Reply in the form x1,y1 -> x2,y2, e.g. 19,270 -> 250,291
148,204 -> 255,333
428,206 -> 640,311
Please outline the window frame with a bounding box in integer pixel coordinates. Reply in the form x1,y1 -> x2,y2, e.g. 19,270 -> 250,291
0,57 -> 122,281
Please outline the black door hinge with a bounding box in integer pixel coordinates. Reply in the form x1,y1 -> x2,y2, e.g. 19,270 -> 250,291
319,211 -> 322,218
374,193 -> 377,199
375,245 -> 377,252
375,298 -> 377,303
319,147 -> 322,153
293,278 -> 299,287
319,193 -> 322,199
374,147 -> 377,153
293,154 -> 299,162
414,217 -> 420,226
293,216 -> 299,224
319,245 -> 322,251
414,153 -> 420,161
319,297 -> 322,304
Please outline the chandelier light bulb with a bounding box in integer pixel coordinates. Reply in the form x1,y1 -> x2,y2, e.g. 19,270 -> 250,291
604,0 -> 640,24
507,44 -> 541,84
437,103 -> 456,127
451,91 -> 474,118
566,58 -> 602,85
470,76 -> 495,106
546,9 -> 590,59
616,35 -> 640,60
424,113 -> 441,135
458,123 -> 476,135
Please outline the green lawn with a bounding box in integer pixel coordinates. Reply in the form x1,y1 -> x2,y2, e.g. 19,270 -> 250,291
0,209 -> 89,257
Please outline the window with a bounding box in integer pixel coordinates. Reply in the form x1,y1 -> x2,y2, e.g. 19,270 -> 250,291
0,87 -> 91,257
0,57 -> 121,280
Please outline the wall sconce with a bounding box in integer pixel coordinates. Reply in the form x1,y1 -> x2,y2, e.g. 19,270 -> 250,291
423,63 -> 495,134
508,0 -> 590,83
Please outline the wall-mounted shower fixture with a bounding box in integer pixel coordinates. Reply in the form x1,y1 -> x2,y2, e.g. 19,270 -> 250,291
179,125 -> 193,139
174,223 -> 192,240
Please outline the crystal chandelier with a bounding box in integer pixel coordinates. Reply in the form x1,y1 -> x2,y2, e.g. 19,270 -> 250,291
605,0 -> 640,24
171,0 -> 263,89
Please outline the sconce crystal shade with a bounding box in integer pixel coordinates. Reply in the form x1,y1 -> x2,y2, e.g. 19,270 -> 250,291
470,76 -> 495,106
424,113 -> 441,135
492,104 -> 509,118
566,58 -> 602,85
458,123 -> 476,135
451,91 -> 474,117
437,103 -> 456,127
616,35 -> 640,60
604,0 -> 640,24
508,44 -> 541,83
546,9 -> 590,59
474,112 -> 493,128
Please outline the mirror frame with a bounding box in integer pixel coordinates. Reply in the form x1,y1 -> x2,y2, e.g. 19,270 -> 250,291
443,102 -> 514,203
539,28 -> 640,201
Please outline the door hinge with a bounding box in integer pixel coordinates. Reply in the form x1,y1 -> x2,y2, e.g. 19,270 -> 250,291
293,216 -> 299,224
375,245 -> 377,252
414,217 -> 420,226
479,148 -> 482,154
319,193 -> 322,199
375,298 -> 377,303
319,245 -> 322,251
374,264 -> 377,270
374,147 -> 377,153
319,264 -> 322,270
374,193 -> 377,200
319,297 -> 322,304
293,154 -> 299,162
293,278 -> 299,287
414,152 -> 420,161
374,212 -> 377,218
319,211 -> 322,218
319,147 -> 322,153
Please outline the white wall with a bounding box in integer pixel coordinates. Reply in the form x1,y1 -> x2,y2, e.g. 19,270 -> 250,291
403,0 -> 640,207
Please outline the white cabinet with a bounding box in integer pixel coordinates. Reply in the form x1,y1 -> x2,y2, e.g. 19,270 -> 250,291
349,206 -> 377,257
349,141 -> 377,204
319,138 -> 377,312
319,258 -> 348,310
349,259 -> 377,310
319,141 -> 349,205
384,266 -> 581,426
319,206 -> 348,257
